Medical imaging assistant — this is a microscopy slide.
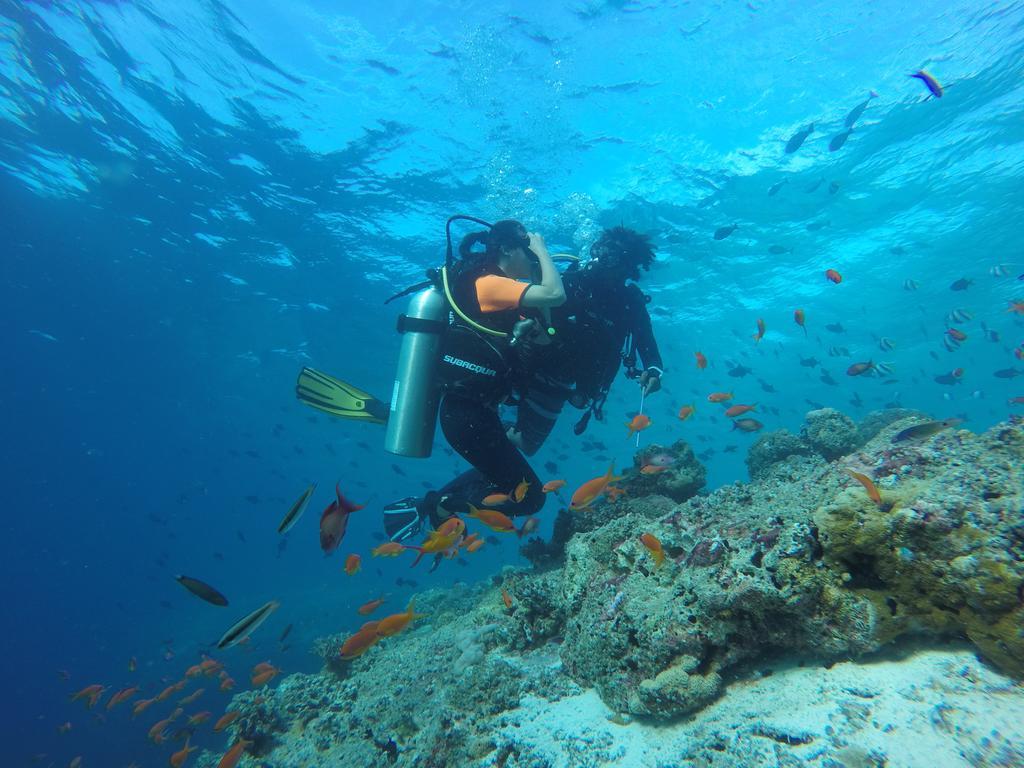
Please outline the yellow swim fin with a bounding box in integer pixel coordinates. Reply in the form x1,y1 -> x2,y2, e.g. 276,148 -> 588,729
295,367 -> 388,424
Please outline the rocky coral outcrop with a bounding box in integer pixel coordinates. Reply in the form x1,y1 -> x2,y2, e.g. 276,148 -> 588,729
746,428 -> 815,480
801,407 -> 860,460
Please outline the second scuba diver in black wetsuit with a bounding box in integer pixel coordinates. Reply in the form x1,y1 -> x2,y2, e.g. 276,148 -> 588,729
507,225 -> 665,455
383,220 -> 565,542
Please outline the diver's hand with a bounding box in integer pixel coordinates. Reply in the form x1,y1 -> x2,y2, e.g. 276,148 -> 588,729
639,368 -> 662,396
527,232 -> 551,259
506,425 -> 524,449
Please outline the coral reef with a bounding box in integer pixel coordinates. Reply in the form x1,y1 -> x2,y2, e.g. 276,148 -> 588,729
746,428 -> 816,480
801,407 -> 861,460
624,440 -> 707,503
195,410 -> 1024,767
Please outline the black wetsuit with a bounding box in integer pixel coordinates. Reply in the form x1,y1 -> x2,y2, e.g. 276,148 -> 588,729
512,269 -> 664,455
424,261 -> 546,520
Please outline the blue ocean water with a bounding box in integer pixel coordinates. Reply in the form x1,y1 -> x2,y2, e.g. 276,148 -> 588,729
1,0 -> 1022,764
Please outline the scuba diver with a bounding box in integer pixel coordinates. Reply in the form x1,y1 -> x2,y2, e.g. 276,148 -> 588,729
376,218 -> 566,542
506,225 -> 665,456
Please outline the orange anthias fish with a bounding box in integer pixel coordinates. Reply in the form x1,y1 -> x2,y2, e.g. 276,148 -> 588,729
132,697 -> 156,718
639,533 -> 665,568
678,404 -> 695,421
105,686 -> 139,710
466,504 -> 516,533
358,596 -> 386,615
1006,300 -> 1024,315
251,664 -> 280,687
405,517 -> 466,566
178,688 -> 204,705
482,492 -> 510,505
371,541 -> 405,557
213,710 -> 241,732
170,737 -> 198,768
825,268 -> 842,284
466,538 -> 484,553
375,600 -> 426,638
752,318 -> 766,343
187,711 -> 212,726
847,469 -> 883,505
695,351 -> 708,370
570,464 -> 623,510
217,739 -> 253,768
512,479 -> 530,502
218,677 -> 236,692
794,309 -> 807,335
542,479 -> 566,493
605,485 -> 627,501
640,464 -> 669,475
946,328 -> 967,342
707,392 -> 733,403
319,483 -> 365,554
344,554 -> 361,575
70,684 -> 105,709
340,622 -> 381,659
501,589 -> 513,611
625,413 -> 651,437
724,403 -> 756,417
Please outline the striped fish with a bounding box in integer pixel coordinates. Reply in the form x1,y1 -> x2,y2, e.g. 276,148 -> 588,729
278,483 -> 317,534
216,601 -> 280,649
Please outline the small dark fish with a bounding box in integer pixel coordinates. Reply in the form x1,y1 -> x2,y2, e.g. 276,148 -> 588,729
933,373 -> 960,386
279,623 -> 293,643
844,92 -> 876,128
175,575 -> 229,607
994,368 -> 1022,379
160,600 -> 173,610
891,246 -> 906,255
244,450 -> 260,459
212,552 -> 224,560
723,445 -> 738,453
894,418 -> 962,442
768,245 -> 790,255
371,531 -> 385,542
820,371 -> 838,386
390,464 -> 406,476
784,123 -> 814,154
357,441 -> 371,451
758,379 -> 777,393
806,220 -> 830,231
278,482 -> 316,534
244,495 -> 260,505
828,181 -> 840,194
727,365 -> 752,378
799,357 -> 819,368
544,461 -> 558,474
485,536 -> 500,546
950,277 -> 972,291
825,322 -> 846,333
805,178 -> 825,193
236,530 -> 246,543
365,59 -> 400,76
732,418 -> 763,432
909,69 -> 943,98
849,393 -> 863,408
829,129 -> 852,152
767,180 -> 787,196
713,223 -> 738,240
216,600 -> 280,649
805,399 -> 825,409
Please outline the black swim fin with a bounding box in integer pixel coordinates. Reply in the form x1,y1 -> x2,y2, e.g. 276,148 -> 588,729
295,367 -> 388,424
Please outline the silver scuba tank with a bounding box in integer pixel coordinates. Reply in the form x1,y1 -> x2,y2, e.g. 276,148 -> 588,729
384,286 -> 448,457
